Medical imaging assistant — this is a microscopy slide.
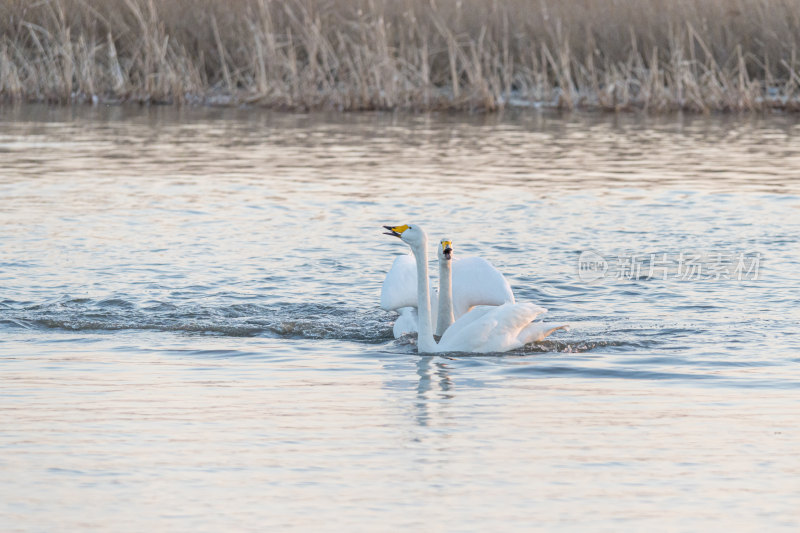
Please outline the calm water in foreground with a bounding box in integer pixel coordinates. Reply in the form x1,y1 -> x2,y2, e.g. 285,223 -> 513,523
1,105 -> 799,531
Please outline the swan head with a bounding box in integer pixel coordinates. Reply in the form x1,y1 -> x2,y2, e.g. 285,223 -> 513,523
383,224 -> 427,247
438,238 -> 453,261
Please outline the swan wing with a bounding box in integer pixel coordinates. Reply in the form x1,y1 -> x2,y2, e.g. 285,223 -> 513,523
380,254 -> 417,311
381,254 -> 440,311
438,302 -> 551,353
477,302 -> 548,352
451,257 -> 515,318
437,305 -> 497,344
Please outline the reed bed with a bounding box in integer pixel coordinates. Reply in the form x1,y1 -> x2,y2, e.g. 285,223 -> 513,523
2,0 -> 800,112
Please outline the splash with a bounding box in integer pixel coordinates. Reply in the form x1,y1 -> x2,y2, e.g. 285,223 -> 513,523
0,297 -> 395,342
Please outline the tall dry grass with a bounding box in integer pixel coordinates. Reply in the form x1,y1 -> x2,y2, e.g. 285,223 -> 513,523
2,0 -> 800,112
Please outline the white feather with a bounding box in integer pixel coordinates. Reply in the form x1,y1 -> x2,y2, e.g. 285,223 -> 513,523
380,255 -> 417,311
380,254 -> 438,335
392,307 -> 418,338
380,253 -> 512,338
436,303 -> 568,353
450,256 -> 515,317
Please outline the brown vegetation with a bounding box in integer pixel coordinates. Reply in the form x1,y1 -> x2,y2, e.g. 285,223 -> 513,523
2,0 -> 800,112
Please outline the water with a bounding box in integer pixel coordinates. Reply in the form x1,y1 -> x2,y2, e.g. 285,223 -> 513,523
1,105 -> 799,531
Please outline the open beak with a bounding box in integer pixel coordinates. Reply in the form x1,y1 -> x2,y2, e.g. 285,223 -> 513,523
441,240 -> 453,260
383,225 -> 404,238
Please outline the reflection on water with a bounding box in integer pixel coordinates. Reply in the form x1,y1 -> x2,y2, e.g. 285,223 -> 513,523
1,105 -> 799,530
415,356 -> 454,427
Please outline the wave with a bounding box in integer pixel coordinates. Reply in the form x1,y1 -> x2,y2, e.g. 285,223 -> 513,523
0,297 -> 396,342
1,297 -> 666,353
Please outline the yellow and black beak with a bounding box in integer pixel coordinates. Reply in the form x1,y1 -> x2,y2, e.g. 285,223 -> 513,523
441,240 -> 453,259
383,224 -> 408,238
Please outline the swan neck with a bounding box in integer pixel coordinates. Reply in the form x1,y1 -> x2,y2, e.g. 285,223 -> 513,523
436,257 -> 455,337
411,238 -> 437,353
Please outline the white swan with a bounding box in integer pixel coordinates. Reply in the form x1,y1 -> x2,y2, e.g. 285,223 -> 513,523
380,238 -> 514,338
437,238 -> 568,348
383,223 -> 568,353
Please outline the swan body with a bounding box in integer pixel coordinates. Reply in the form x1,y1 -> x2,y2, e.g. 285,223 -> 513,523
436,303 -> 567,353
380,243 -> 514,338
383,223 -> 567,354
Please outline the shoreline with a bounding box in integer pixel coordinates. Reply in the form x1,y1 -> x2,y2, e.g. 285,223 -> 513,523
4,0 -> 800,114
6,88 -> 800,115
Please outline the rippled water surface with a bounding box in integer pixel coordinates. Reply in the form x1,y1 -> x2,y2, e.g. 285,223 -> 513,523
2,105 -> 799,530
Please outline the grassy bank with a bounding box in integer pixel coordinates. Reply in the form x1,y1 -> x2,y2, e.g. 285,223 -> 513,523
2,0 -> 800,112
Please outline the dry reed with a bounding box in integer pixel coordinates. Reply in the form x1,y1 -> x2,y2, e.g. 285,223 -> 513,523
2,0 -> 800,112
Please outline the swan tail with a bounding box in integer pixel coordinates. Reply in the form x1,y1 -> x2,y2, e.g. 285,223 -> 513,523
518,321 -> 569,344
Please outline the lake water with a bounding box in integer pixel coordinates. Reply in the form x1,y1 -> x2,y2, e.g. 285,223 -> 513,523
1,105 -> 799,531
